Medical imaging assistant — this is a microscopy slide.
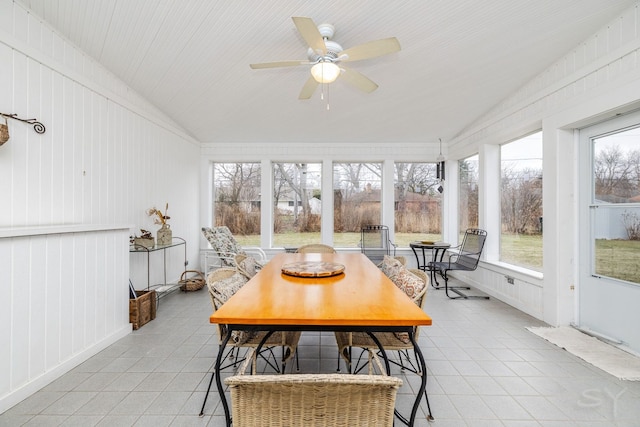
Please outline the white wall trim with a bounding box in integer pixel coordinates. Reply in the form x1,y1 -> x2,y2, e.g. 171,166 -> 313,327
0,224 -> 131,239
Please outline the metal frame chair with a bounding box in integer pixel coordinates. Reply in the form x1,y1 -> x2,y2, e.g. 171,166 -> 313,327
199,268 -> 301,416
428,228 -> 489,299
360,225 -> 397,264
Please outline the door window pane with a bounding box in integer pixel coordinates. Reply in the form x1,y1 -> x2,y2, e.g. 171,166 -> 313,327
333,163 -> 382,247
273,163 -> 322,248
594,126 -> 640,203
213,163 -> 261,246
500,132 -> 543,271
592,126 -> 640,284
394,162 -> 441,247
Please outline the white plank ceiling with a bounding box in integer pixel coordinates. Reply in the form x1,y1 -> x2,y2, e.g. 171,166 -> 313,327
17,0 -> 638,145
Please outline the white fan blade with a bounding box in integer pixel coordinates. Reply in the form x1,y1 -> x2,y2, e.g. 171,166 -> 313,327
292,17 -> 326,55
341,37 -> 401,62
250,60 -> 309,69
339,67 -> 378,93
299,76 -> 319,99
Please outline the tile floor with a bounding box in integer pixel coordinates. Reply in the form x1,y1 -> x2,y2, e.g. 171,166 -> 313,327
2,278 -> 640,426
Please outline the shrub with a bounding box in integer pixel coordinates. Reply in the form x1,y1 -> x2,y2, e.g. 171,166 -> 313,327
215,204 -> 260,235
621,210 -> 640,240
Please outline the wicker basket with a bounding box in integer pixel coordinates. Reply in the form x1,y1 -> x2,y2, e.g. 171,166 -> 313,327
0,117 -> 9,145
129,290 -> 156,330
179,270 -> 206,292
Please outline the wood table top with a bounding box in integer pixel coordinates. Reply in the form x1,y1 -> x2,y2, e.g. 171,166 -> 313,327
210,252 -> 432,328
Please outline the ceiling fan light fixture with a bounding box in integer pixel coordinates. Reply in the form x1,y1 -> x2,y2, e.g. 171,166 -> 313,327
311,62 -> 340,83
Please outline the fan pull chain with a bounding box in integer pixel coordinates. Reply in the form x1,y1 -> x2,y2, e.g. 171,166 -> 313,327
321,83 -> 330,111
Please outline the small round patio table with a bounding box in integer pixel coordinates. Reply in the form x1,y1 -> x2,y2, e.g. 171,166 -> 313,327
409,241 -> 451,288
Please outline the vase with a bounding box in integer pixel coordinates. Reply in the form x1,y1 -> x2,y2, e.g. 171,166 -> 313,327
157,224 -> 172,246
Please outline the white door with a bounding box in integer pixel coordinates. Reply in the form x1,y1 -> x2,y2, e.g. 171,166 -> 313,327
578,111 -> 640,354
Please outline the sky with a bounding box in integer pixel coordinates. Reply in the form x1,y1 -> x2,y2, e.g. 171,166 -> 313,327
594,125 -> 640,154
501,131 -> 543,170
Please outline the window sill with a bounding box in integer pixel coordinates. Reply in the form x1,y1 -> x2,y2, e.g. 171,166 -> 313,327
480,260 -> 544,282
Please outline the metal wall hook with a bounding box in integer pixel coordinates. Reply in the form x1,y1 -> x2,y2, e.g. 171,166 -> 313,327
0,112 -> 46,134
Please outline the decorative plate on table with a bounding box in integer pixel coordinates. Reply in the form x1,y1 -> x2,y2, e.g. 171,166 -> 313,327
281,261 -> 345,278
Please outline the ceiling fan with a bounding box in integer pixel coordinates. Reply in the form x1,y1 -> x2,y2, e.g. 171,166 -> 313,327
250,17 -> 401,100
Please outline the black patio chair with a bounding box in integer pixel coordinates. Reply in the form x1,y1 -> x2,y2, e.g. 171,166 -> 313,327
428,228 -> 489,299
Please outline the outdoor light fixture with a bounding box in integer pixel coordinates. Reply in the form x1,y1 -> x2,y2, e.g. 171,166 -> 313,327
436,159 -> 445,181
436,138 -> 445,193
311,61 -> 340,83
436,138 -> 445,180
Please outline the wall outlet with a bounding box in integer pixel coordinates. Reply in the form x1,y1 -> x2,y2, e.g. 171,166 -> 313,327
506,276 -> 515,284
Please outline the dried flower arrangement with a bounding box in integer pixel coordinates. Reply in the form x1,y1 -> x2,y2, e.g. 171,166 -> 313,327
146,203 -> 170,225
129,229 -> 152,241
138,229 -> 153,239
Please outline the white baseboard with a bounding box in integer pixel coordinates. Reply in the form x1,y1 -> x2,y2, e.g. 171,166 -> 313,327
0,325 -> 132,414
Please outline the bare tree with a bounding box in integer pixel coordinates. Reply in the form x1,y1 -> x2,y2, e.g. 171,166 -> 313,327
334,163 -> 383,197
459,159 -> 479,229
333,163 -> 383,231
394,162 -> 441,234
625,149 -> 640,197
501,165 -> 542,234
395,163 -> 437,196
594,144 -> 633,199
213,163 -> 261,234
214,163 -> 260,204
274,163 -> 319,232
334,163 -> 362,198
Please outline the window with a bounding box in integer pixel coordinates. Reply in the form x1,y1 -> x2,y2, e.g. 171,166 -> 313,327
458,155 -> 479,243
500,132 -> 543,271
273,163 -> 322,248
394,162 -> 441,247
213,163 -> 261,246
592,125 -> 640,284
333,163 -> 382,247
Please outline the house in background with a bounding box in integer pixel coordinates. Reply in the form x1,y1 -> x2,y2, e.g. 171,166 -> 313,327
2,0 -> 640,414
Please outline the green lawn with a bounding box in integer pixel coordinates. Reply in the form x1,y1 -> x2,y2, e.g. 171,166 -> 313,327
500,234 -> 543,271
595,239 -> 640,283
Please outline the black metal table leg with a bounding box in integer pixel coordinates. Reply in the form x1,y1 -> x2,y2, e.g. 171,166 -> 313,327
410,245 -> 426,274
410,242 -> 451,290
199,329 -> 233,424
365,332 -> 391,375
410,332 -> 433,422
217,330 -> 233,426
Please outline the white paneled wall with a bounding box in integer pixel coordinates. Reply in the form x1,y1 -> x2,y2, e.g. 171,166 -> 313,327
455,263 -> 544,319
0,0 -> 201,412
0,226 -> 130,413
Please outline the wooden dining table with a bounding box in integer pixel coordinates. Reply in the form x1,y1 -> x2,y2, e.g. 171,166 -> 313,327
208,252 -> 433,426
